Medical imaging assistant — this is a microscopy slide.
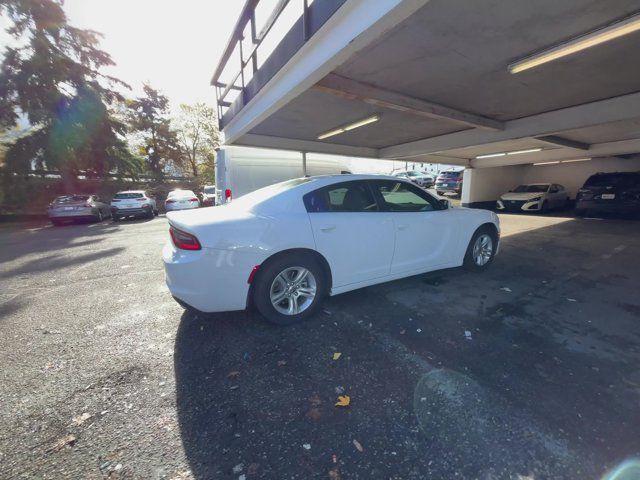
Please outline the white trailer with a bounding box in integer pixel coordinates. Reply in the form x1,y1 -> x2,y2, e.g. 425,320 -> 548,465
214,146 -> 351,205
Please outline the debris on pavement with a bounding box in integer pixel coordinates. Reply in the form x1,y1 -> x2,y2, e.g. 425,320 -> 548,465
46,434 -> 76,453
464,330 -> 473,340
303,443 -> 311,450
72,412 -> 92,426
277,360 -> 286,367
416,328 -> 422,333
500,287 -> 512,293
335,386 -> 345,395
323,309 -> 332,316
232,463 -> 244,474
332,352 -> 342,361
353,439 -> 364,452
567,298 -> 577,302
400,329 -> 406,335
227,371 -> 240,379
335,395 -> 351,407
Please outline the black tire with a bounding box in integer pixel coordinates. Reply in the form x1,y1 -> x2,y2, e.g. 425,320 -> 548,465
253,253 -> 327,325
154,209 -> 159,216
112,215 -> 121,222
94,210 -> 103,222
437,191 -> 445,196
146,208 -> 154,219
50,218 -> 63,226
463,226 -> 498,272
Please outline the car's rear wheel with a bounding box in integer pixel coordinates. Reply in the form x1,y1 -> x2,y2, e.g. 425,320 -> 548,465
254,253 -> 326,325
463,227 -> 498,271
540,200 -> 549,214
95,210 -> 103,222
112,215 -> 120,222
146,208 -> 154,219
50,218 -> 62,226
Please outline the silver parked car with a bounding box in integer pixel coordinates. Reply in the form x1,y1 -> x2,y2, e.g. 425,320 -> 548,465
393,170 -> 434,188
110,190 -> 158,221
165,189 -> 200,212
48,195 -> 111,226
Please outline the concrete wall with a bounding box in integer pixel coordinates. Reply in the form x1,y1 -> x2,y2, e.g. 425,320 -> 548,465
462,156 -> 640,207
461,165 -> 527,207
520,157 -> 640,198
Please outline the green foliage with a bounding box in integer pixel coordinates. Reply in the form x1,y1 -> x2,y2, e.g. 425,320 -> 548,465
126,84 -> 182,180
174,103 -> 220,179
0,0 -> 139,180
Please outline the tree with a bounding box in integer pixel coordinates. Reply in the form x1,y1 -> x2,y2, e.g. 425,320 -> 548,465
0,0 -> 141,183
174,103 -> 219,178
126,84 -> 182,180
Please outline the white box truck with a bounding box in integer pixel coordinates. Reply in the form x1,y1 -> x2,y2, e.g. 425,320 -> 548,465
214,146 -> 351,204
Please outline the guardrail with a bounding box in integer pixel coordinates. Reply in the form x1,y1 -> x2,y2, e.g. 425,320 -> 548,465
211,0 -> 346,129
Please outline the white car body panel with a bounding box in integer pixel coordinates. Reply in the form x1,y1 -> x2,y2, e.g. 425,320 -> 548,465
496,184 -> 567,211
163,175 -> 500,313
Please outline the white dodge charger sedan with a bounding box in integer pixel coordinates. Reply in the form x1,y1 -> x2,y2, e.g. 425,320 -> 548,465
163,175 -> 500,324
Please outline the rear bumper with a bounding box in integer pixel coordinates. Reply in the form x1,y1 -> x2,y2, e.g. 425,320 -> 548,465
165,203 -> 199,211
576,200 -> 640,212
48,208 -> 95,218
112,207 -> 151,216
163,242 -> 265,313
435,184 -> 462,192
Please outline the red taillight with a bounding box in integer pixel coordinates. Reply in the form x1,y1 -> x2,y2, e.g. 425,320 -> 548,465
166,199 -> 175,204
169,226 -> 201,250
135,198 -> 146,202
111,199 -> 120,202
225,189 -> 232,201
189,197 -> 198,202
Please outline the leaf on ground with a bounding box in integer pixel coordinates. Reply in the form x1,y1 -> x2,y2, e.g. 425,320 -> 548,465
335,395 -> 351,407
46,434 -> 76,453
72,412 -> 92,426
227,370 -> 240,379
332,352 -> 341,361
352,439 -> 363,452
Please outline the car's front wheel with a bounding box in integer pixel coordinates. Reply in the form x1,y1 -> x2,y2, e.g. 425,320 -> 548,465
463,227 -> 498,271
254,253 -> 326,325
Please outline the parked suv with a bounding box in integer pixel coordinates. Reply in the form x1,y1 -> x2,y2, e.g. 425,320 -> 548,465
435,169 -> 464,196
393,170 -> 434,188
110,190 -> 158,221
575,171 -> 640,217
48,194 -> 111,226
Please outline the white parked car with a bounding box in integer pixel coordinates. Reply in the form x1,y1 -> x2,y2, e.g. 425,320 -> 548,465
393,170 -> 434,188
496,184 -> 569,213
163,175 -> 500,324
165,190 -> 200,211
110,190 -> 158,221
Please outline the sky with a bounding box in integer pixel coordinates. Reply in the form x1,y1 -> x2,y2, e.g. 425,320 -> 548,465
0,1 -> 446,174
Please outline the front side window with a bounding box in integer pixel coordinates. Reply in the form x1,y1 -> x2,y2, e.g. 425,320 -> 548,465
304,181 -> 378,213
372,180 -> 439,212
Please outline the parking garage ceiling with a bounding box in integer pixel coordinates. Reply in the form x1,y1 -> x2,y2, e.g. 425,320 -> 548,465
224,0 -> 640,167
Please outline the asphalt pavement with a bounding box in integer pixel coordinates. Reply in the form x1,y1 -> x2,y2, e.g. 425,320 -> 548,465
1,213 -> 639,479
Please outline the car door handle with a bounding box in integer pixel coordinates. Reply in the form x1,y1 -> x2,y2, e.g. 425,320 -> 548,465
397,224 -> 409,231
320,225 -> 336,232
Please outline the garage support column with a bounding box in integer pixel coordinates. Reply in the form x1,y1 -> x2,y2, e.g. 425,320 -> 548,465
302,151 -> 307,177
461,165 -> 528,209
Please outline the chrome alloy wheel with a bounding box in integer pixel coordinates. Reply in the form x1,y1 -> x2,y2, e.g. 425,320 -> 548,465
472,234 -> 494,266
269,266 -> 317,316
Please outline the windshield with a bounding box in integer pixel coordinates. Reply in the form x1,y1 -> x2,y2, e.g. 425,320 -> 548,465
513,184 -> 549,193
114,192 -> 143,199
54,195 -> 89,203
231,178 -> 313,208
203,186 -> 215,194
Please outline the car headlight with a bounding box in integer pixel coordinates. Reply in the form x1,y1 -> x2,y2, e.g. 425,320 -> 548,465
529,196 -> 542,202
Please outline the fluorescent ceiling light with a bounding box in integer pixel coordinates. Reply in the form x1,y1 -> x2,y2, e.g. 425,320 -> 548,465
533,161 -> 560,166
509,12 -> 640,74
317,114 -> 380,140
507,148 -> 542,155
475,152 -> 506,159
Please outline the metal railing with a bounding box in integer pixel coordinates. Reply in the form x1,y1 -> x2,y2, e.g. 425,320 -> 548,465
211,0 -> 346,129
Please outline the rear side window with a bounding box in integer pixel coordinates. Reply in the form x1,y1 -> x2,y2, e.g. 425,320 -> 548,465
372,180 -> 440,212
304,181 -> 378,213
114,192 -> 144,199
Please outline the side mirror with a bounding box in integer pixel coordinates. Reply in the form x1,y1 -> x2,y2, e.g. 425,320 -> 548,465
439,199 -> 450,209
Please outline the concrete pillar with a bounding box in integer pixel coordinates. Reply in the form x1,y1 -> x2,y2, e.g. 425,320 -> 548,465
302,151 -> 307,176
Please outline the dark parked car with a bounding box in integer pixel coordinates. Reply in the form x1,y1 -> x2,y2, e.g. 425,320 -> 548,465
202,185 -> 216,207
435,170 -> 464,196
48,195 -> 111,226
575,171 -> 640,217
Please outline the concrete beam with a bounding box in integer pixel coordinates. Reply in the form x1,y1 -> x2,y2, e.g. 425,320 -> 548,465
233,133 -> 380,158
469,138 -> 640,168
381,91 -> 640,159
222,0 -> 431,144
314,73 -> 504,131
535,135 -> 590,150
